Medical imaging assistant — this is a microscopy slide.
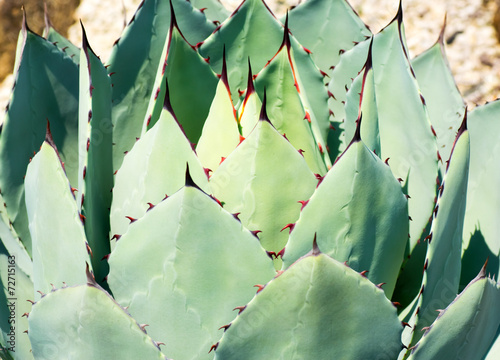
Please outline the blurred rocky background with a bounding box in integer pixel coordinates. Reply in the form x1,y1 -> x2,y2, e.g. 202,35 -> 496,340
0,0 -> 80,82
0,0 -> 499,110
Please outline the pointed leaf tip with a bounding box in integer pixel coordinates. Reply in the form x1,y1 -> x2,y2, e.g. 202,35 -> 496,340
364,39 -> 374,72
220,45 -> 230,90
446,109 -> 468,171
44,119 -> 66,170
245,57 -> 255,97
352,114 -> 362,143
457,109 -> 468,135
43,3 -> 52,35
311,234 -> 321,256
162,78 -> 175,115
281,11 -> 291,51
21,6 -> 31,36
85,262 -> 97,287
478,257 -> 489,279
438,14 -> 447,45
334,114 -> 362,166
169,0 -> 178,31
355,40 -> 373,128
80,21 -> 95,57
45,119 -> 56,148
259,88 -> 271,123
184,163 -> 201,189
395,0 -> 403,25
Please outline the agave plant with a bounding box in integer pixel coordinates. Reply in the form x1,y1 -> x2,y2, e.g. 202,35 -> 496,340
0,0 -> 499,359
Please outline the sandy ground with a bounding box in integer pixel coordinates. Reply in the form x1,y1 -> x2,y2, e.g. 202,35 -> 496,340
1,0 -> 499,113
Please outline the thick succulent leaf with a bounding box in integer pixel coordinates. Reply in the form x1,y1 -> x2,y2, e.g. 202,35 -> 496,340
403,120 -> 470,349
190,0 -> 230,23
28,280 -> 167,360
210,118 -> 317,263
411,29 -> 466,175
327,38 -> 371,157
238,67 -> 261,137
24,141 -> 91,297
0,349 -> 13,359
141,15 -> 218,146
214,252 -> 403,359
485,328 -> 500,360
392,235 -> 428,311
0,26 -> 79,255
462,100 -> 500,274
196,72 -> 240,172
43,28 -> 79,64
460,225 -> 499,292
344,11 -> 438,253
254,45 -> 328,175
43,12 -> 79,65
0,214 -> 33,359
220,13 -> 331,144
108,0 -> 215,170
0,194 -> 31,278
110,97 -> 210,240
0,242 -> 34,360
108,185 -> 275,360
407,265 -> 500,360
199,0 -> 284,103
289,34 -> 331,156
77,32 -> 113,286
284,0 -> 371,73
11,29 -> 24,76
283,136 -> 408,298
344,50 -> 381,156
